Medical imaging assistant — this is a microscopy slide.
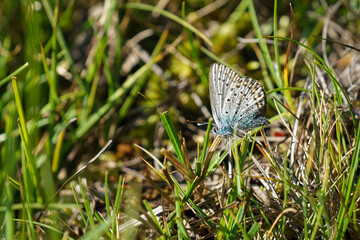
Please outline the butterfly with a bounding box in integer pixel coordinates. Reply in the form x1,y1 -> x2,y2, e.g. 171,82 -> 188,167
209,63 -> 269,137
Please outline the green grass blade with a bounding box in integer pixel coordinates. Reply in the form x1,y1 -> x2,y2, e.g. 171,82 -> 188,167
119,23 -> 169,123
143,200 -> 165,236
75,55 -> 163,138
337,123 -> 360,237
274,36 -> 356,129
112,176 -> 123,239
247,0 -> 281,88
71,182 -> 87,227
80,216 -> 113,240
174,187 -> 190,239
181,2 -> 208,87
41,0 -> 88,93
79,179 -> 95,229
123,2 -> 212,46
0,62 -> 28,88
159,111 -> 185,164
199,120 -> 212,167
12,77 -> 41,201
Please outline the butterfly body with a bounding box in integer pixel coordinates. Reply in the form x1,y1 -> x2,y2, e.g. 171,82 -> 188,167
209,63 -> 269,136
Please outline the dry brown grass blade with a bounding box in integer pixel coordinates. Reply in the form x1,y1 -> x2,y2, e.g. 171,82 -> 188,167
264,208 -> 297,239
144,174 -> 175,206
190,200 -> 239,225
162,167 -> 175,192
138,205 -> 164,236
181,136 -> 192,171
118,206 -> 164,235
199,135 -> 222,182
161,148 -> 195,181
216,162 -> 233,184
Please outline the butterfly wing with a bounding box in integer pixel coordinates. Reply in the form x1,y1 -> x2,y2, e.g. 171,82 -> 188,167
229,76 -> 268,130
209,63 -> 236,131
209,63 -> 268,134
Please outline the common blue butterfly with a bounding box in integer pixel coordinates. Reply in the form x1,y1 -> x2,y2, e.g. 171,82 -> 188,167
209,63 -> 269,137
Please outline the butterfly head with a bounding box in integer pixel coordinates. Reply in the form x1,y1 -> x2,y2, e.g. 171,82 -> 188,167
211,124 -> 234,137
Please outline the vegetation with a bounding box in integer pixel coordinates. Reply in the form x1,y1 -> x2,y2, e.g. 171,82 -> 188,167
1,0 -> 360,239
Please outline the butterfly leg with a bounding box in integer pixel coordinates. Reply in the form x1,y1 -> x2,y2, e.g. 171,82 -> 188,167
227,135 -> 233,180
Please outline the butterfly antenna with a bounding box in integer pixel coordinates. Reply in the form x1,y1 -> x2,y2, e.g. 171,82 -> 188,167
138,92 -> 161,114
197,122 -> 209,126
